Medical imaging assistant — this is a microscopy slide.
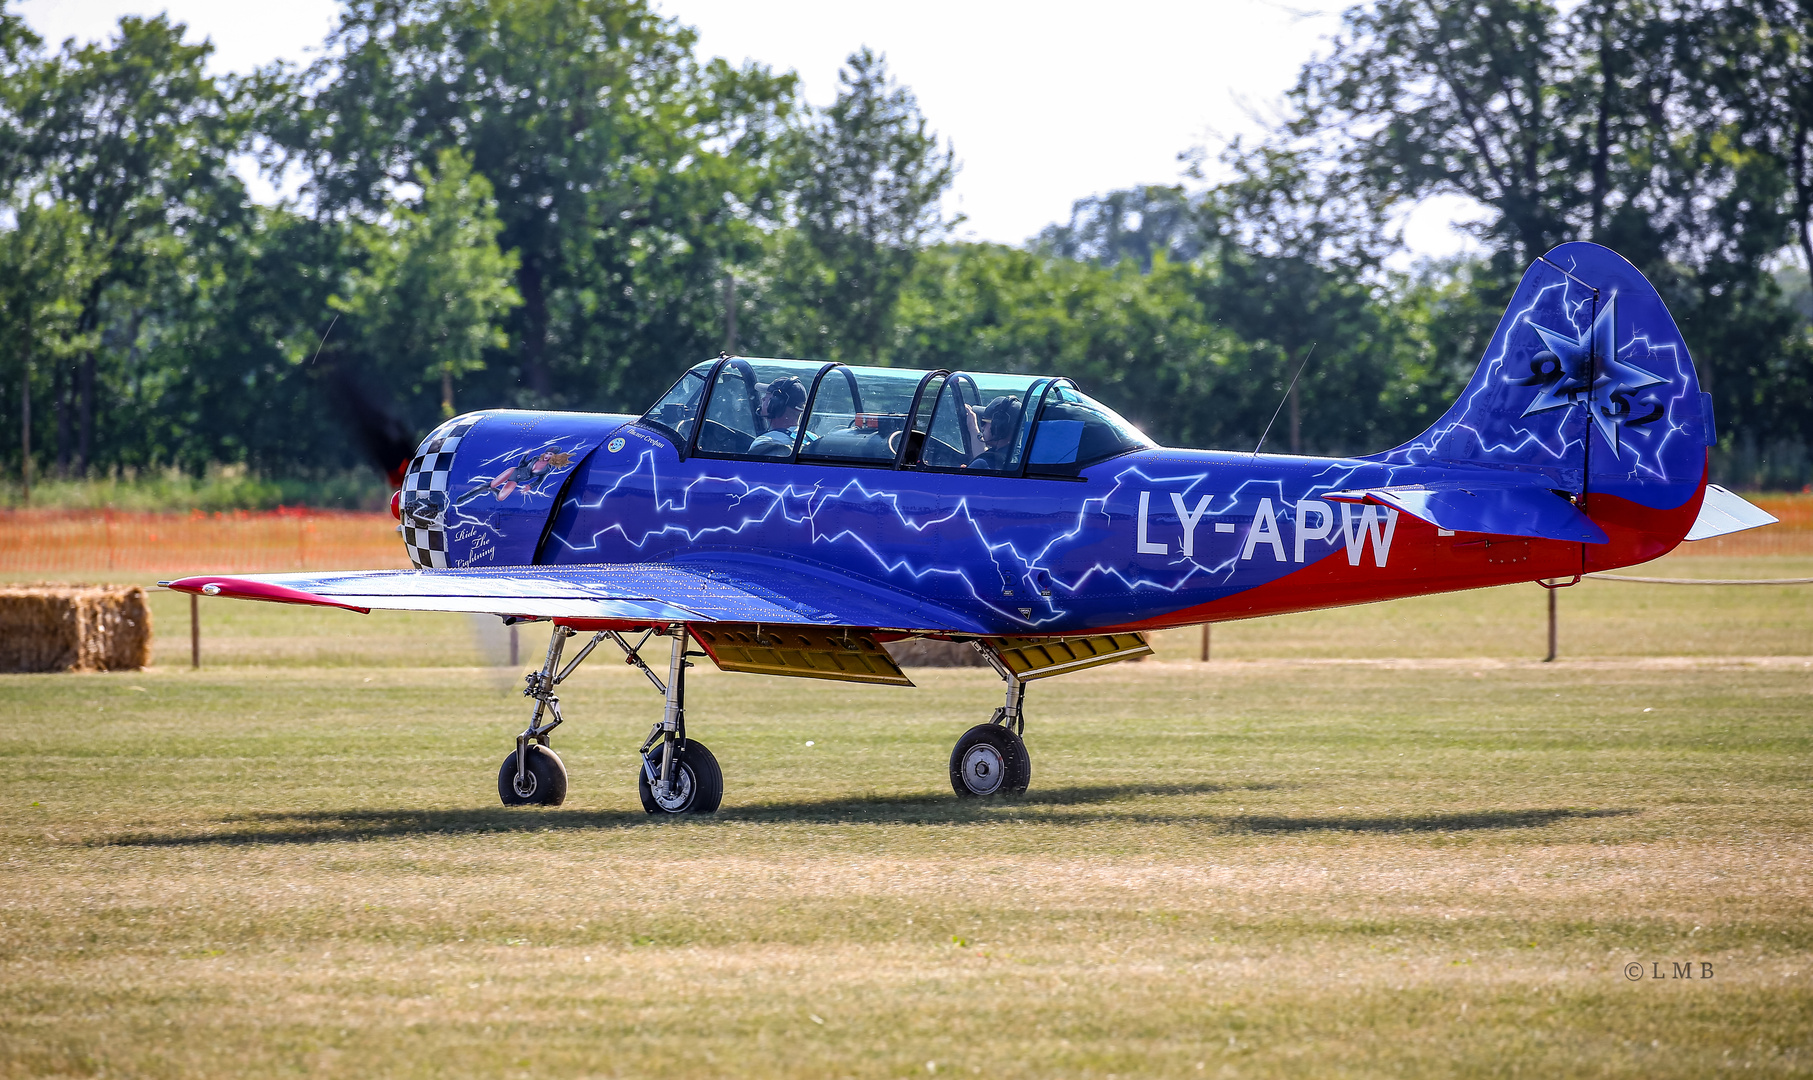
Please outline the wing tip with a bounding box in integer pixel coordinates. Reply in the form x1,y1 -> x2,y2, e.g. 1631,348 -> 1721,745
165,575 -> 372,615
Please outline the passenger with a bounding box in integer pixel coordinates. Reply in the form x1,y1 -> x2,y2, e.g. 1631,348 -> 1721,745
965,395 -> 1022,471
748,376 -> 814,457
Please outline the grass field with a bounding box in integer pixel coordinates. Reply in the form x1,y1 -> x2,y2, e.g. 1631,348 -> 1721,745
0,538 -> 1809,1076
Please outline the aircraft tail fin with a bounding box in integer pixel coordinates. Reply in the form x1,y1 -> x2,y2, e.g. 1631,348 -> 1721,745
1373,242 -> 1714,516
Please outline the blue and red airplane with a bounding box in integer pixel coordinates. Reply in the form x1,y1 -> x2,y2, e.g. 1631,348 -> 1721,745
167,243 -> 1776,813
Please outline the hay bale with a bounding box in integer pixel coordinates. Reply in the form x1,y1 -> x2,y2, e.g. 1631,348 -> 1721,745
883,637 -> 991,668
0,585 -> 152,672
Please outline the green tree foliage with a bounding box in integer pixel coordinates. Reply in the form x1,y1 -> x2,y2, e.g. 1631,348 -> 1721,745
1667,0 -> 1813,481
893,244 -> 1248,448
1715,1 -> 1813,276
1,0 -> 1809,499
139,206 -> 397,479
1035,186 -> 1207,271
755,48 -> 956,363
1277,0 -> 1813,460
893,236 -> 1442,457
1289,0 -> 1580,267
0,197 -> 100,498
1,13 -> 247,477
269,0 -> 795,411
1021,156 -> 1449,456
0,6 -> 36,185
330,149 -> 520,420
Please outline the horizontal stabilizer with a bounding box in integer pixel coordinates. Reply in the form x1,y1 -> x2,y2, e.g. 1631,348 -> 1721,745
1324,480 -> 1608,544
1684,484 -> 1778,541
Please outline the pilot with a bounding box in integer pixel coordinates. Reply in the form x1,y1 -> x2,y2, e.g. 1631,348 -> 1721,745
748,376 -> 814,457
965,395 -> 1022,470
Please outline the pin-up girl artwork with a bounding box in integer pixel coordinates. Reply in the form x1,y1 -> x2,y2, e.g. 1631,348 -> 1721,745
455,449 -> 575,506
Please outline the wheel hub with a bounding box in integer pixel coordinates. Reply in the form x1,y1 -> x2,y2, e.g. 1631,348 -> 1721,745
651,763 -> 694,812
960,744 -> 1005,795
512,770 -> 538,799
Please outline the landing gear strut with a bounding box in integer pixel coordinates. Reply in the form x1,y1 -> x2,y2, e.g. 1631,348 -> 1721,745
631,627 -> 723,815
499,624 -> 603,806
949,640 -> 1032,798
495,623 -> 722,813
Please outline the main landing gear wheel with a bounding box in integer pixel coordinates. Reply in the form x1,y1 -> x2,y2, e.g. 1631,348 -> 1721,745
498,744 -> 568,806
638,740 -> 723,815
492,624 -> 726,812
949,723 -> 1031,799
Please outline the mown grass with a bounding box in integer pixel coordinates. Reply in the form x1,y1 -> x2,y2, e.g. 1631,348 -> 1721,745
1,560 -> 1810,1077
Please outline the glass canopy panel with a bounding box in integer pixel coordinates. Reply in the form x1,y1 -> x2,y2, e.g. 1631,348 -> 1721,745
693,358 -> 831,459
918,377 -> 976,469
1025,384 -> 1156,475
800,367 -> 860,446
916,372 -> 1048,474
799,366 -> 940,466
639,360 -> 714,445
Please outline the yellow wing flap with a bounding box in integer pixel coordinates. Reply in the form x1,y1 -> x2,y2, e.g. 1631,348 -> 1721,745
988,633 -> 1153,680
691,624 -> 914,686
689,627 -> 1151,686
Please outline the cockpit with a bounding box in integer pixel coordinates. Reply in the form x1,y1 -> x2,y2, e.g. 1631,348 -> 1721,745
638,358 -> 1155,477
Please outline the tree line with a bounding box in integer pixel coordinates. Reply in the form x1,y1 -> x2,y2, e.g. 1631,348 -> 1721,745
2,0 -> 1809,502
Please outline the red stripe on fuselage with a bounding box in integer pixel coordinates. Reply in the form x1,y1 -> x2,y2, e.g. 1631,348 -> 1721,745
1095,467 -> 1707,633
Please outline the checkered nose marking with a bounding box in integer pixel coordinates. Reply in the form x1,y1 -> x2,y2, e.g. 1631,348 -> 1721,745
400,417 -> 480,569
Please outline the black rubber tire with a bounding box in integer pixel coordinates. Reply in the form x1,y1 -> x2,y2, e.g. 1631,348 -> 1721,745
949,723 -> 1031,798
497,744 -> 568,807
637,740 -> 724,815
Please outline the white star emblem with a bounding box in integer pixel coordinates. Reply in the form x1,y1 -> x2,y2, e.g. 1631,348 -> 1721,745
1522,298 -> 1665,457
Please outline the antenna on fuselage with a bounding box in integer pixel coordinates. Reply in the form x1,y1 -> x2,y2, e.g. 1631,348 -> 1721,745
1252,342 -> 1316,456
306,314 -> 339,366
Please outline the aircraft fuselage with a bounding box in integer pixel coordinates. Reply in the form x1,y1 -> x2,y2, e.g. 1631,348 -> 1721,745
530,424 -> 1700,636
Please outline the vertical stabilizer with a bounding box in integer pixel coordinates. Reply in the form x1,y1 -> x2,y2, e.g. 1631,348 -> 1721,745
1374,242 -> 1712,517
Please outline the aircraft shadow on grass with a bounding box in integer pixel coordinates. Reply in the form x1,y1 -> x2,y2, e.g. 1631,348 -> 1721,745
99,785 -> 1635,847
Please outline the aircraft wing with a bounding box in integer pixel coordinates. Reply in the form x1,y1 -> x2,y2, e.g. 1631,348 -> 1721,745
1323,479 -> 1610,544
163,560 -> 991,634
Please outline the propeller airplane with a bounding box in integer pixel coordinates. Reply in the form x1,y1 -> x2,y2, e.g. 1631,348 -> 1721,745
166,243 -> 1777,813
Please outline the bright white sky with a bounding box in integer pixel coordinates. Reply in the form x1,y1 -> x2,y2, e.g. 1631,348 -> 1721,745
17,0 -> 1485,257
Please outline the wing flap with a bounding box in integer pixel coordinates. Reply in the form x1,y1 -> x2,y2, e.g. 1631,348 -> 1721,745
691,624 -> 914,686
988,633 -> 1154,680
1324,480 -> 1608,544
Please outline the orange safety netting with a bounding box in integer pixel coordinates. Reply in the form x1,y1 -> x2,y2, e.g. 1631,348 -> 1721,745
0,508 -> 411,577
1688,494 -> 1813,557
